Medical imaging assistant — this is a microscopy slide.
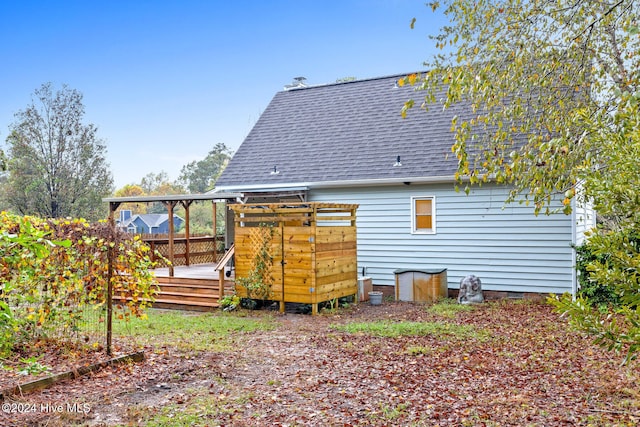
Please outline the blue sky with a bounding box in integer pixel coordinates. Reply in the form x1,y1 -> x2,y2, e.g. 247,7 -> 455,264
0,1 -> 447,189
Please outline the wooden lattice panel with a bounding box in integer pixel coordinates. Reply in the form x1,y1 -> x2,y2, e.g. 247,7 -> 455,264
144,236 -> 220,267
248,225 -> 274,283
233,225 -> 276,299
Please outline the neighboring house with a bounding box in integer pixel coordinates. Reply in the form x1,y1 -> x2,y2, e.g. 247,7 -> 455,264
215,74 -> 595,297
117,210 -> 184,235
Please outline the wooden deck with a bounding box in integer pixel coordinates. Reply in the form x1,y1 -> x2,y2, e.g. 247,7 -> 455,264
153,263 -> 222,279
151,263 -> 235,311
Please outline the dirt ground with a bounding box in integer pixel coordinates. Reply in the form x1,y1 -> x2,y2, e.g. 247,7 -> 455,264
2,300 -> 639,427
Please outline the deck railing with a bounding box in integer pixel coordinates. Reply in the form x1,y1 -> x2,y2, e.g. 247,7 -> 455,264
141,234 -> 225,267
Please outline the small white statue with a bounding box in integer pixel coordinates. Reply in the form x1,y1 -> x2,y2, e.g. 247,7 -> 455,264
458,275 -> 484,304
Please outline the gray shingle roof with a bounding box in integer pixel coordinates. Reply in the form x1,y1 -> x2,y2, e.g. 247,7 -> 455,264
216,73 -> 464,189
121,214 -> 182,228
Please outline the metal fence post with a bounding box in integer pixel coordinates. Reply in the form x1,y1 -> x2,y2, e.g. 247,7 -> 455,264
106,245 -> 113,356
106,201 -> 120,356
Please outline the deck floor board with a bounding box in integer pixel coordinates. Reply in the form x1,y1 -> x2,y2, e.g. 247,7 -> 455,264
152,263 -> 234,280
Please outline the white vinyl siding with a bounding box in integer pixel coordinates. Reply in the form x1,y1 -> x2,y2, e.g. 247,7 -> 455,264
309,183 -> 575,294
573,191 -> 596,246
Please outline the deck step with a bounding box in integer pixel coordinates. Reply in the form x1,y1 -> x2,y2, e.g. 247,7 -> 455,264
154,292 -> 218,304
155,287 -> 235,298
152,297 -> 220,307
157,284 -> 218,296
152,301 -> 219,312
156,281 -> 234,289
156,276 -> 218,286
115,296 -> 220,311
117,275 -> 235,312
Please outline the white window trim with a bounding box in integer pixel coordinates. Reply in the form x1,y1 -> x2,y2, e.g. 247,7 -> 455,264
411,196 -> 436,235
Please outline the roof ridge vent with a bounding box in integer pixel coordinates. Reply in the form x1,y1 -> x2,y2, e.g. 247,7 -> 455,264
284,76 -> 307,90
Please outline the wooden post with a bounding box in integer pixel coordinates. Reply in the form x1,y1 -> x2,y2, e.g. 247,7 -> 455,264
215,245 -> 236,301
212,201 -> 222,299
163,201 -> 178,277
310,207 -> 318,316
280,221 -> 285,313
212,201 -> 217,262
149,241 -> 156,263
181,200 -> 193,266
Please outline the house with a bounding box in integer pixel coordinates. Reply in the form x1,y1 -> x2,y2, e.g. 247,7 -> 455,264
215,74 -> 594,298
117,209 -> 184,235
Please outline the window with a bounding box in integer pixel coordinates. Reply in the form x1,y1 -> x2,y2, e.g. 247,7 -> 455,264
411,196 -> 436,234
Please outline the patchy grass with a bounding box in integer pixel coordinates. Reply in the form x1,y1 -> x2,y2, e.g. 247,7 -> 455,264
7,301 -> 640,427
124,388 -> 256,427
113,309 -> 276,352
427,297 -> 478,318
332,319 -> 488,341
370,401 -> 412,422
404,345 -> 433,356
126,387 -> 255,427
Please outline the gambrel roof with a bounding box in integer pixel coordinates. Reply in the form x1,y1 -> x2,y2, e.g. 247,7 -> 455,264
216,73 -> 464,190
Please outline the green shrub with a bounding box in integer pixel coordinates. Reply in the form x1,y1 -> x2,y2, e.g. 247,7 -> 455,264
219,294 -> 241,310
574,241 -> 622,308
0,212 -> 159,356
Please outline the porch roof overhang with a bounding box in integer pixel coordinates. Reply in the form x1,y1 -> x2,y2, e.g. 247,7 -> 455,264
102,192 -> 243,205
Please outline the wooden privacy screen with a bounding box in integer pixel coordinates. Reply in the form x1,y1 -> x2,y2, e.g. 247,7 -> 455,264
229,202 -> 359,315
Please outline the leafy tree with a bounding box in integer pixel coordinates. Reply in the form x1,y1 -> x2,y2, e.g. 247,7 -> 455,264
115,183 -> 146,198
409,1 -> 639,360
113,184 -> 147,215
3,83 -> 113,220
151,181 -> 184,196
112,147 -> 230,236
138,171 -> 184,214
184,202 -> 226,235
551,94 -> 640,362
178,143 -> 231,193
407,0 -> 638,213
0,212 -> 158,355
0,149 -> 7,191
0,149 -> 6,172
139,171 -> 173,194
0,215 -> 70,355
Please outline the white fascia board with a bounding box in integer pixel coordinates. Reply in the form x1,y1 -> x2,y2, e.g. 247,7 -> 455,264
215,175 -> 456,192
104,192 -> 243,203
